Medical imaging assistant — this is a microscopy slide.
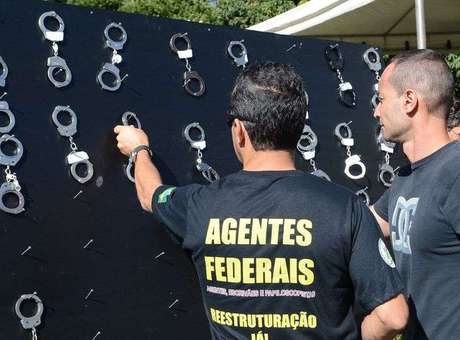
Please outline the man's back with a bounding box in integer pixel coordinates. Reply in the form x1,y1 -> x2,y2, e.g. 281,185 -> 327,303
153,170 -> 404,340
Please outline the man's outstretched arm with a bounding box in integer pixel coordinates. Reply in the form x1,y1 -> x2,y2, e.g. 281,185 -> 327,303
114,125 -> 162,213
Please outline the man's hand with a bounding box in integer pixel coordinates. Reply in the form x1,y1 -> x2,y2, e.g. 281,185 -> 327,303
114,125 -> 149,156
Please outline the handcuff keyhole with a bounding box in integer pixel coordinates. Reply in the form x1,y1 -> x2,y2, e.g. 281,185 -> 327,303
19,300 -> 38,318
43,16 -> 60,32
0,111 -> 11,128
108,27 -> 124,42
75,162 -> 89,178
56,110 -> 72,126
186,77 -> 202,94
1,140 -> 18,157
52,67 -> 67,82
101,71 -> 118,87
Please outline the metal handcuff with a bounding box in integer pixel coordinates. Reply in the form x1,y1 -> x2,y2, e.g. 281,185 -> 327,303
325,44 -> 357,107
170,33 -> 206,97
183,122 -> 219,183
377,130 -> 396,187
227,40 -> 248,68
363,47 -> 382,109
0,55 -> 8,88
355,186 -> 370,206
297,125 -> 331,181
97,22 -> 128,92
0,59 -> 25,215
334,122 -> 367,180
121,111 -> 142,183
15,293 -> 44,340
38,11 -> 72,88
52,106 -> 94,184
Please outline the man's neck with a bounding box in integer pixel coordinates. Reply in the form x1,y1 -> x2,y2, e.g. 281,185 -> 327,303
402,114 -> 451,163
242,150 -> 296,171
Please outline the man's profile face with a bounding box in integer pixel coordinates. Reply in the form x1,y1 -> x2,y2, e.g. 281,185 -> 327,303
373,64 -> 410,143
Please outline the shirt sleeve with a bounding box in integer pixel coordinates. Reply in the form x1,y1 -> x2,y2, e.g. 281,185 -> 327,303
151,184 -> 201,244
373,188 -> 390,222
442,174 -> 460,235
348,197 -> 404,314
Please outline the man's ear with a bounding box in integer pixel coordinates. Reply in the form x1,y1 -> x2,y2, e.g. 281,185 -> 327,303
234,119 -> 246,148
402,88 -> 418,116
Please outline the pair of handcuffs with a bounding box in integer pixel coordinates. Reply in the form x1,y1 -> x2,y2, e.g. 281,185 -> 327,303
334,122 -> 367,180
15,293 -> 44,340
52,106 -> 94,184
170,33 -> 206,97
97,22 -> 128,91
38,11 -> 72,88
363,47 -> 382,109
377,129 -> 396,187
297,125 -> 331,181
227,40 -> 248,68
296,91 -> 331,181
121,111 -> 143,183
183,122 -> 219,183
0,57 -> 25,215
325,44 -> 357,107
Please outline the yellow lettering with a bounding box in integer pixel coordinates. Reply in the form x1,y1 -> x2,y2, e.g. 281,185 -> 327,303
296,219 -> 312,246
298,259 -> 315,285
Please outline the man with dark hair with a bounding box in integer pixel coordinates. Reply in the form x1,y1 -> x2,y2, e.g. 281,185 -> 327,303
448,96 -> 460,140
370,50 -> 460,339
115,62 -> 407,340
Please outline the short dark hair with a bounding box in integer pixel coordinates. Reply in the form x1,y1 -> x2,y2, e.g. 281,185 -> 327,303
389,50 -> 454,116
448,96 -> 460,129
229,62 -> 306,151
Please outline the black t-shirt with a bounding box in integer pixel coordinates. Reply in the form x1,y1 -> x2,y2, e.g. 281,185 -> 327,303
153,170 -> 403,340
374,141 -> 460,340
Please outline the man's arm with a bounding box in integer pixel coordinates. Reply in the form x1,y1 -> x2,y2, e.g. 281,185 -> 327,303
114,125 -> 161,212
361,293 -> 408,340
370,205 -> 390,237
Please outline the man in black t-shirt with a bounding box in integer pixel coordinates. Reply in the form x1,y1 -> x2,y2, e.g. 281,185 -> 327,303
115,63 -> 408,339
370,50 -> 460,339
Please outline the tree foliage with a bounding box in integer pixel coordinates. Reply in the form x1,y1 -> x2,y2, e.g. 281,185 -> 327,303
51,0 -> 301,28
446,52 -> 460,96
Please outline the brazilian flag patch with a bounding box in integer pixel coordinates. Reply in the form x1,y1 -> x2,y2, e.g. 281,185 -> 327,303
158,187 -> 176,204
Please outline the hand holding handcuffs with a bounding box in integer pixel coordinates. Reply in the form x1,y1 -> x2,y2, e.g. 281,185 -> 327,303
183,122 -> 219,183
38,11 -> 72,88
0,56 -> 25,215
15,292 -> 44,340
227,40 -> 248,68
363,47 -> 382,109
97,22 -> 128,91
377,129 -> 397,187
121,111 -> 144,183
52,106 -> 94,184
325,43 -> 357,107
170,33 -> 206,97
334,121 -> 367,180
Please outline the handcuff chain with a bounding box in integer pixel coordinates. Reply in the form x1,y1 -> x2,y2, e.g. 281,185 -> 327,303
52,42 -> 59,56
309,159 -> 317,171
385,152 -> 390,164
346,146 -> 352,157
32,327 -> 38,340
68,136 -> 78,151
336,69 -> 345,84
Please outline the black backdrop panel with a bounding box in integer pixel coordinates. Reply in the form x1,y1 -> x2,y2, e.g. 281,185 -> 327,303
0,1 -> 405,339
